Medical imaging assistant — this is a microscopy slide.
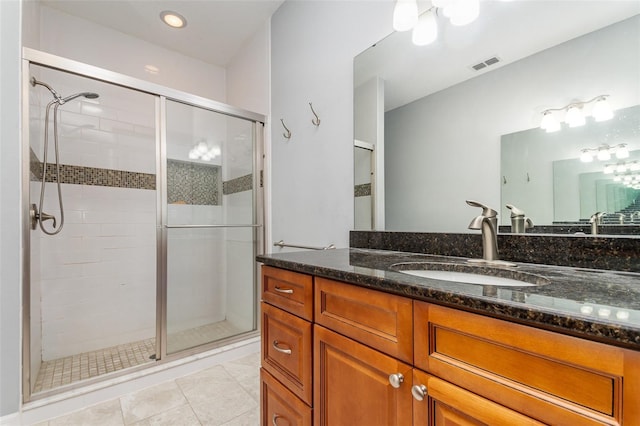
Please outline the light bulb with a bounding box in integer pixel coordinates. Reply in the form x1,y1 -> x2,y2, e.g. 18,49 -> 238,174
565,105 -> 585,127
614,175 -> 622,182
449,0 -> 480,26
580,150 -> 593,163
630,162 -> 640,171
603,165 -> 614,174
393,0 -> 418,32
597,148 -> 611,161
188,149 -> 199,160
196,142 -> 208,154
540,111 -> 560,132
211,147 -> 221,157
615,144 -> 629,159
616,164 -> 627,173
592,96 -> 613,122
412,10 -> 438,46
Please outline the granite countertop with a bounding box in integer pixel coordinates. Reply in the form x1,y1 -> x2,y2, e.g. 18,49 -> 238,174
257,248 -> 640,350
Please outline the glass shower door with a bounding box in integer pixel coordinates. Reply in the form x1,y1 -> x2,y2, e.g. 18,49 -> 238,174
163,99 -> 260,356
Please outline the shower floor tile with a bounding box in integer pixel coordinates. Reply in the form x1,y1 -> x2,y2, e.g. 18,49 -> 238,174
34,320 -> 246,394
33,338 -> 156,393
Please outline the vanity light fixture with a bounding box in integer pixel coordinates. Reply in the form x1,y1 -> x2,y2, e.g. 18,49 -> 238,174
579,143 -> 629,163
160,10 -> 187,29
393,0 -> 479,46
540,95 -> 613,132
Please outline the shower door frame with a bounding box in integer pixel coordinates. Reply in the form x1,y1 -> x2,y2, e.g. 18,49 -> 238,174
21,48 -> 265,403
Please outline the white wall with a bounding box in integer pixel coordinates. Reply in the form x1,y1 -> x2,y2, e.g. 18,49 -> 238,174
33,5 -> 227,102
385,16 -> 640,232
270,0 -> 393,250
0,0 -> 23,417
227,21 -> 270,115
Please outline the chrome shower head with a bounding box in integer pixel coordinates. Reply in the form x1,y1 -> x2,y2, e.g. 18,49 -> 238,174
60,92 -> 100,104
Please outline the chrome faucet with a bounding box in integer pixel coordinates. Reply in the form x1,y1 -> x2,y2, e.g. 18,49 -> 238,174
466,200 -> 499,262
589,212 -> 606,235
505,204 -> 533,233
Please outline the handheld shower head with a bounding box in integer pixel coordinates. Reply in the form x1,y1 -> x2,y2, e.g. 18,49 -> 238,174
60,92 -> 100,104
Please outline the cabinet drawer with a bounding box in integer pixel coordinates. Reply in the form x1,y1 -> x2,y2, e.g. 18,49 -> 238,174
315,277 -> 413,362
261,302 -> 313,405
262,265 -> 313,320
261,369 -> 312,426
414,302 -> 635,425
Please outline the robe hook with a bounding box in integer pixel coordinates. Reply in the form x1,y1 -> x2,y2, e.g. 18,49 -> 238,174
309,102 -> 321,126
280,119 -> 292,139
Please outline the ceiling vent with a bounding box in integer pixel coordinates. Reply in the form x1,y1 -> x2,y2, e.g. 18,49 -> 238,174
471,56 -> 501,71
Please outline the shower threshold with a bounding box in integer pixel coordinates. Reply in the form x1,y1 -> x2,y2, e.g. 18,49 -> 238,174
33,319 -> 245,393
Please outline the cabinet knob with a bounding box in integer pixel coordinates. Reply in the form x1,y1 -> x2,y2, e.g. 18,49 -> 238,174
388,373 -> 404,388
274,286 -> 294,294
272,414 -> 284,425
272,340 -> 292,355
411,384 -> 428,401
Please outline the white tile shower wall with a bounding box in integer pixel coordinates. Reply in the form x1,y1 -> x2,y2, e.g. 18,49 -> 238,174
39,185 -> 157,360
33,66 -> 157,175
167,205 -> 226,334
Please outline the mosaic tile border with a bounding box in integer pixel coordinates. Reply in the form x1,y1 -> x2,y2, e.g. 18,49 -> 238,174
30,147 -> 155,190
223,174 -> 253,195
355,183 -> 371,197
30,148 -> 251,201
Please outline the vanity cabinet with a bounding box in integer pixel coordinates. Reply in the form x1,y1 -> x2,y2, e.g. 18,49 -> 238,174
260,265 -> 640,425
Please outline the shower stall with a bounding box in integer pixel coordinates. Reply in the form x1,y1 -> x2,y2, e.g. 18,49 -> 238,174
22,49 -> 264,401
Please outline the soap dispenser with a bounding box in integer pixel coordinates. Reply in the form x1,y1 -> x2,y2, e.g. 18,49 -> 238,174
506,204 -> 533,233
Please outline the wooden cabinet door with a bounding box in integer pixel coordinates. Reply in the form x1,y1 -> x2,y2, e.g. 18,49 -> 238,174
412,369 -> 544,426
261,368 -> 312,426
314,325 -> 413,426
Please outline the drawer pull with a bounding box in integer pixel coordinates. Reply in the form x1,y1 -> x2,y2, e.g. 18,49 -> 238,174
272,340 -> 292,355
274,286 -> 294,294
388,373 -> 404,388
411,384 -> 427,401
272,413 -> 284,425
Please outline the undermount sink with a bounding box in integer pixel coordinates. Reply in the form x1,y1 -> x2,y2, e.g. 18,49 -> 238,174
389,262 -> 550,287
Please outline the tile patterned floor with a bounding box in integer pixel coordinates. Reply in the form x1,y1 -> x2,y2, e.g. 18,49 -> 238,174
35,351 -> 261,426
34,321 -> 247,394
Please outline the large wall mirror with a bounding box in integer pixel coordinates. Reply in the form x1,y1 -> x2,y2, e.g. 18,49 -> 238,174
354,1 -> 639,235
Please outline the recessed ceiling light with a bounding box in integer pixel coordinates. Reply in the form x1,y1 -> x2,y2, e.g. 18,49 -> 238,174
160,11 -> 187,29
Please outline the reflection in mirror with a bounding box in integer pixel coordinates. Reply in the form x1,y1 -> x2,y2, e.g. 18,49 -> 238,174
501,105 -> 640,230
353,2 -> 639,234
